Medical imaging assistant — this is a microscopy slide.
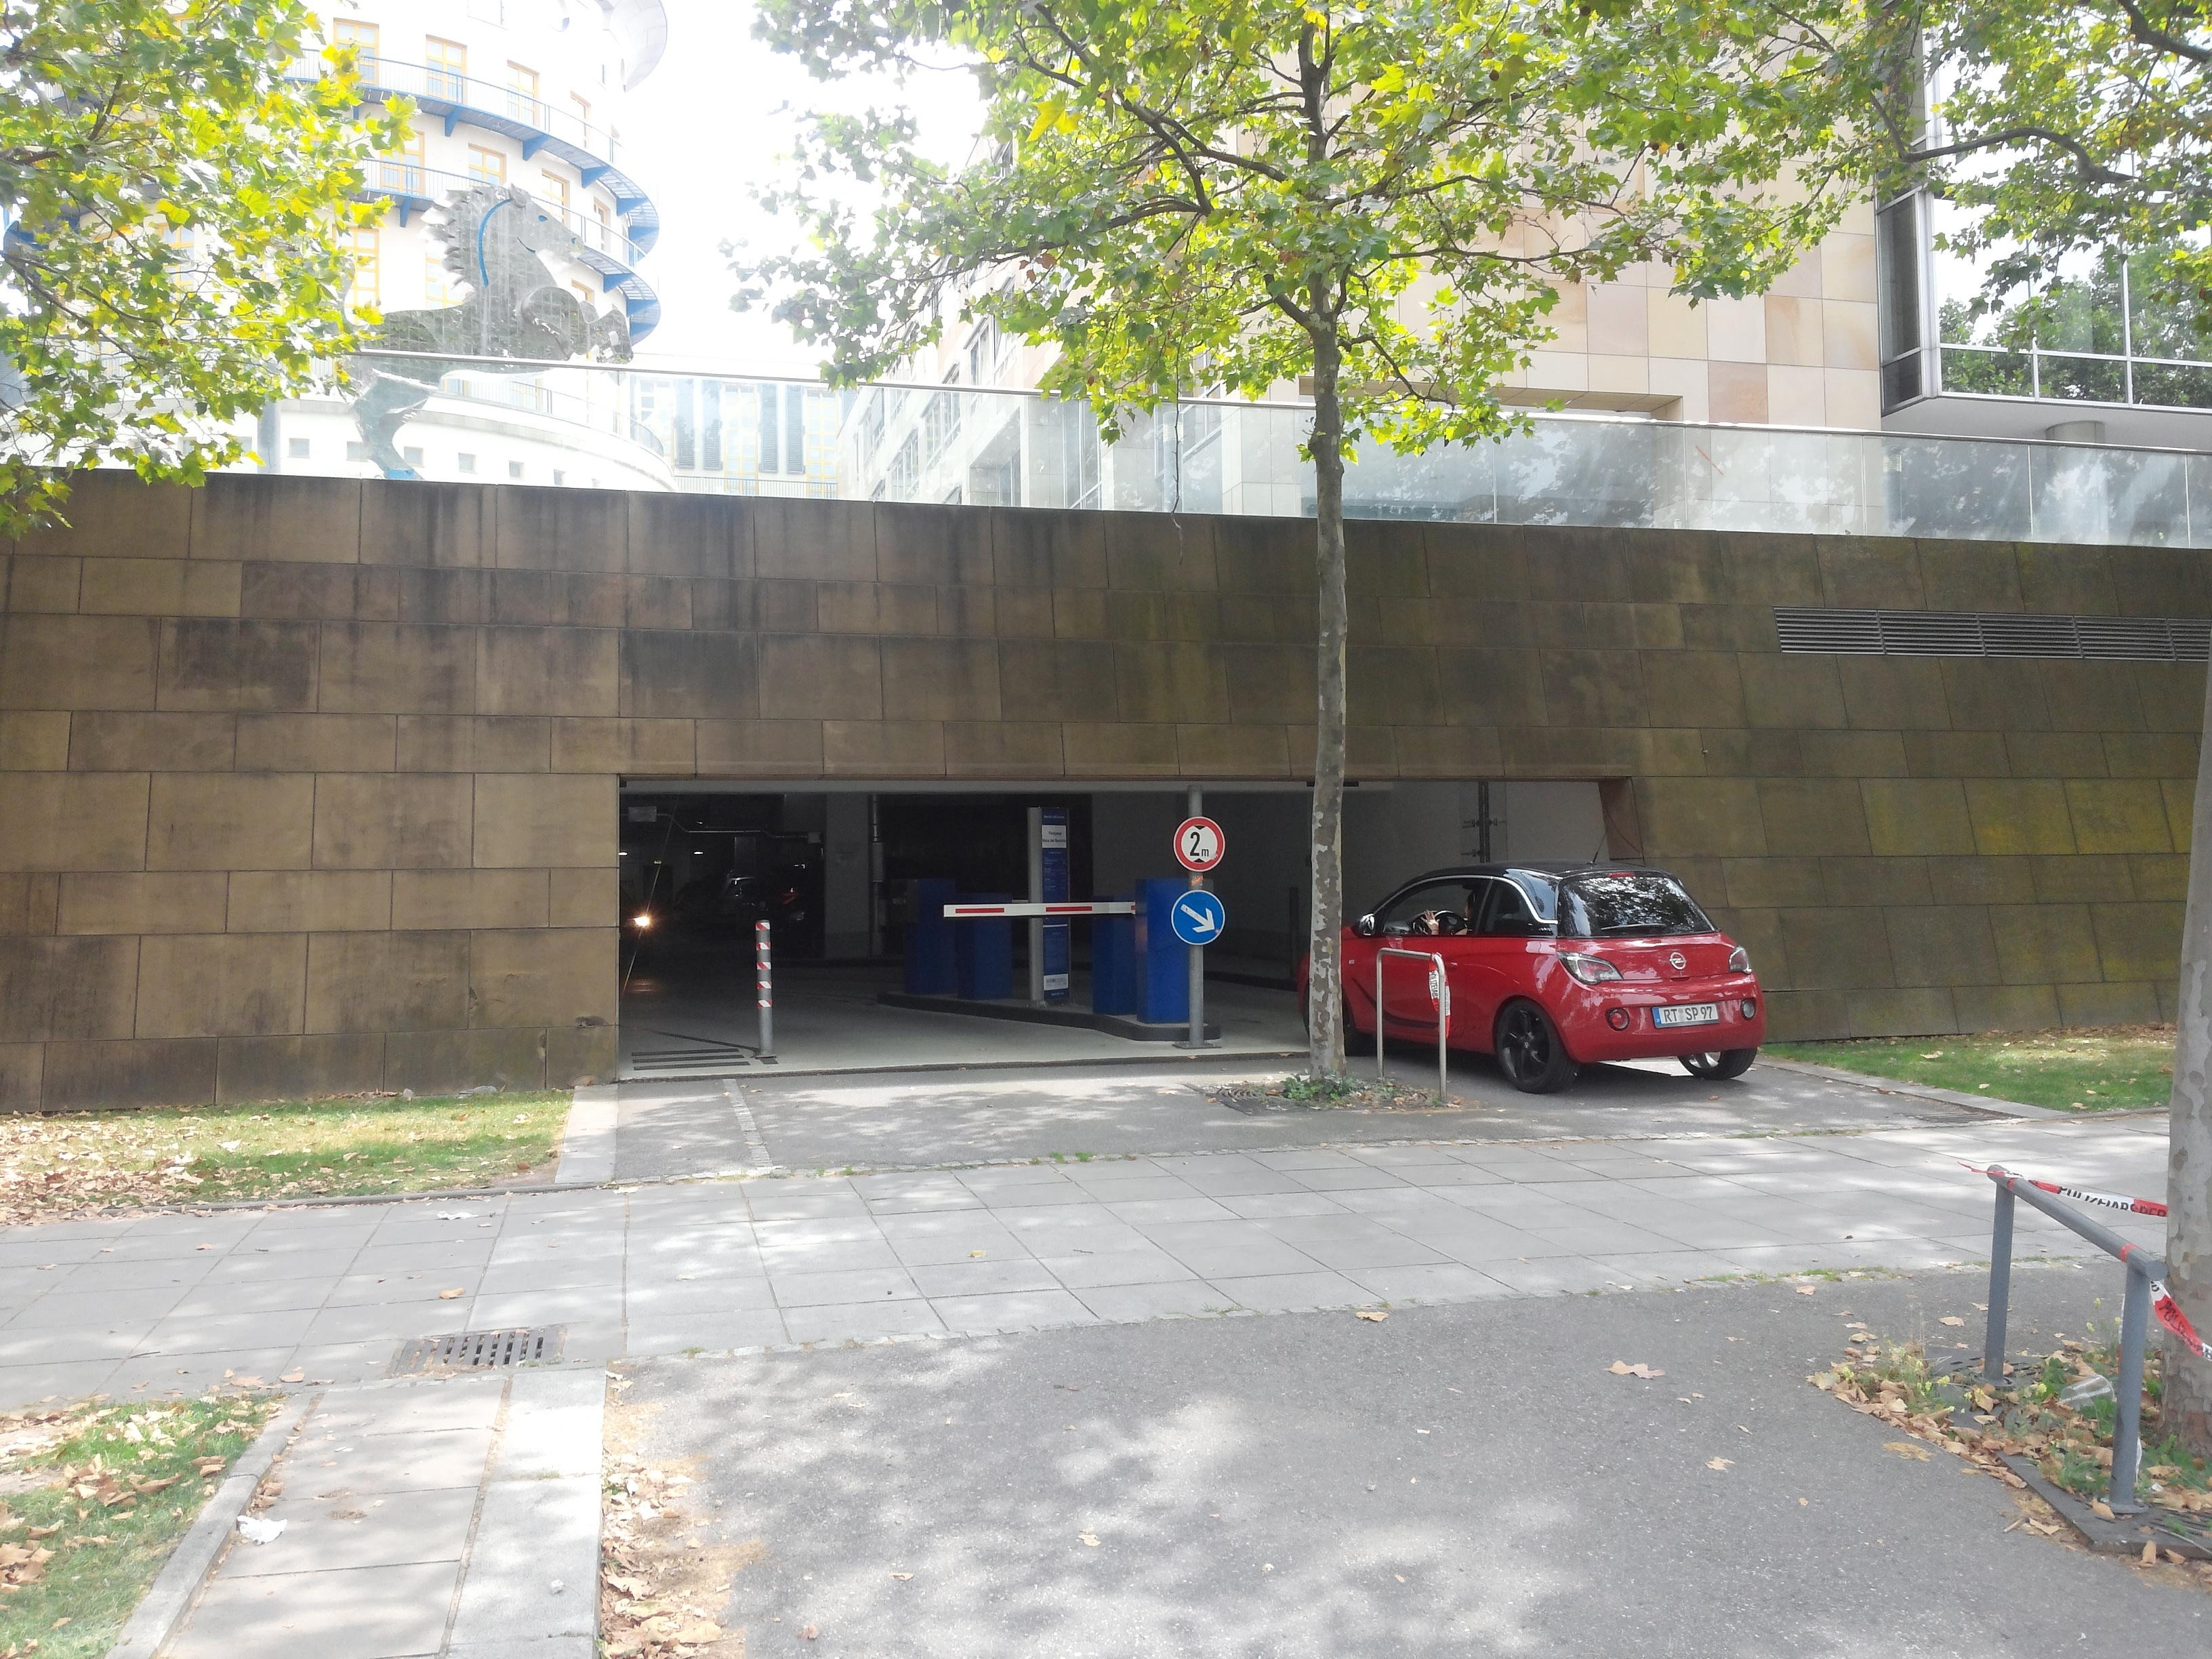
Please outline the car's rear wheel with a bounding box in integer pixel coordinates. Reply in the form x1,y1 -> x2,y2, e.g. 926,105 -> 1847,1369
1494,1001 -> 1578,1094
1681,1048 -> 1758,1081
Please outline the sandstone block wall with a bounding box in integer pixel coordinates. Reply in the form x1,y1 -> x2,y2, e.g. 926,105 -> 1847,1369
0,471 -> 2200,1107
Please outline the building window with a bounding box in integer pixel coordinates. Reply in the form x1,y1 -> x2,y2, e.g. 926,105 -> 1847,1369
571,91 -> 592,134
373,128 -> 424,195
553,469 -> 566,485
333,18 -> 380,68
346,441 -> 369,462
540,171 -> 570,216
468,145 -> 507,186
886,434 -> 920,497
966,320 -> 1002,385
348,226 -> 380,312
287,437 -> 310,459
508,460 -> 525,479
425,36 -> 467,100
425,251 -> 453,306
457,453 -> 477,474
507,62 -> 543,124
403,445 -> 424,466
701,380 -> 723,471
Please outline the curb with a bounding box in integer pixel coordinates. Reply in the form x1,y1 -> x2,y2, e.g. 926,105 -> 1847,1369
104,1391 -> 317,1659
1755,1057 -> 2097,1122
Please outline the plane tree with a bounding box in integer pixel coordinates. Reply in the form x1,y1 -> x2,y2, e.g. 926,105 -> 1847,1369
739,0 -> 1870,1078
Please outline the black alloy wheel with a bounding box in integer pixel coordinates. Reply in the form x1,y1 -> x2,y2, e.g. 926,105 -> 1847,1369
1681,1048 -> 1758,1080
1494,1001 -> 1578,1094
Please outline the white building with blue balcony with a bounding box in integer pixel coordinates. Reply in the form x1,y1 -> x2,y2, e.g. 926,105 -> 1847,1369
262,0 -> 674,490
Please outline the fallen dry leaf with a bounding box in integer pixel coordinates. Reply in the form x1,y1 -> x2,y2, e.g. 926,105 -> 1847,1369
279,1369 -> 305,1382
1794,1285 -> 1816,1296
1607,1361 -> 1664,1378
889,1571 -> 913,1580
438,1288 -> 464,1300
1938,1316 -> 1966,1328
1705,1458 -> 1733,1471
2091,1500 -> 2118,1521
1078,1530 -> 1100,1547
2140,1542 -> 2158,1567
1355,1310 -> 1388,1323
1883,1441 -> 1932,1462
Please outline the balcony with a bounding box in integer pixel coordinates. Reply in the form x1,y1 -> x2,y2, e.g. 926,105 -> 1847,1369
343,57 -> 659,260
359,163 -> 661,340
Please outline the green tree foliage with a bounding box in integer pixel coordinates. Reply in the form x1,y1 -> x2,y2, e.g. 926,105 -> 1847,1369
739,0 -> 1868,1073
0,0 -> 404,533
1892,0 -> 2212,348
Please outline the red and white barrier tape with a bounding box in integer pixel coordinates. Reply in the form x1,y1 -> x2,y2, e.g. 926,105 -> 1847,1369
2151,1279 -> 2212,1364
1960,1162 -> 2166,1217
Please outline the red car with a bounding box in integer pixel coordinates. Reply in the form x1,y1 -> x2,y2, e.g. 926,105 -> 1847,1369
1298,863 -> 1765,1094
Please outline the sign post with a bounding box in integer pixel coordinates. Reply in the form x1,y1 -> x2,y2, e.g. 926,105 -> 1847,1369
1174,793 -> 1226,1049
1025,805 -> 1073,1005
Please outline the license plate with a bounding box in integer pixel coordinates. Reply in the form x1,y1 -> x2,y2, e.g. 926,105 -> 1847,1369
1654,1002 -> 1721,1028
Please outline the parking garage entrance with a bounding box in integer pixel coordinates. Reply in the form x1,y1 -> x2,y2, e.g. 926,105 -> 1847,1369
614,780 -> 1610,1079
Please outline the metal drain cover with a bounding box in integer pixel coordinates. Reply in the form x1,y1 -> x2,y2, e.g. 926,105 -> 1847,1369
390,1326 -> 565,1377
1204,1089 -> 1297,1115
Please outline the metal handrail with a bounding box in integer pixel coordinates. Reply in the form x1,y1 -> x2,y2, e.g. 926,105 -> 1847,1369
1374,946 -> 1450,1104
356,163 -> 650,270
344,57 -> 628,169
1980,1164 -> 2163,1513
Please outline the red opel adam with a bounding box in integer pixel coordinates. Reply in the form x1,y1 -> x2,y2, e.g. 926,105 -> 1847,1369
1298,863 -> 1765,1094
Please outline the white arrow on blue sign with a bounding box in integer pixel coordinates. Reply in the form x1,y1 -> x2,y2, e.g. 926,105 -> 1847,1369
1170,889 -> 1226,947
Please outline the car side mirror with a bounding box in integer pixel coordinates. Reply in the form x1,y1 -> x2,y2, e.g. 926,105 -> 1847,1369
1354,914 -> 1377,937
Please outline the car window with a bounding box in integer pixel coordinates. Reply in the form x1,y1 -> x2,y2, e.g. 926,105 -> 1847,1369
1478,880 -> 1551,937
1374,878 -> 1485,936
1559,872 -> 1714,938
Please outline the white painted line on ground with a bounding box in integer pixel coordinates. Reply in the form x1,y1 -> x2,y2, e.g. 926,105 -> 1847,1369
556,1085 -> 620,1185
722,1080 -> 778,1174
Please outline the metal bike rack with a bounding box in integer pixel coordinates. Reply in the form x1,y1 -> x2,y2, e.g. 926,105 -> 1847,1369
1980,1164 -> 2160,1513
1374,946 -> 1451,1104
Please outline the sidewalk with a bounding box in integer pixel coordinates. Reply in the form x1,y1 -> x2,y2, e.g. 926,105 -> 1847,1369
157,1369 -> 602,1659
0,1111 -> 2166,1408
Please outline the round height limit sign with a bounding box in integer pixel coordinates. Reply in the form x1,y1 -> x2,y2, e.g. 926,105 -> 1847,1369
1174,816 -> 1225,874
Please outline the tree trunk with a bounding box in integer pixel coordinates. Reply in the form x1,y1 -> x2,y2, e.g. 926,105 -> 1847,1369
2165,659 -> 2212,1457
1304,316 -> 1349,1078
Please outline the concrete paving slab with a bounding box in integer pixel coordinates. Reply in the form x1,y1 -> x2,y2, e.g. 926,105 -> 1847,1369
1071,1279 -> 1224,1321
782,1299 -> 947,1344
166,1560 -> 459,1659
222,1486 -> 477,1576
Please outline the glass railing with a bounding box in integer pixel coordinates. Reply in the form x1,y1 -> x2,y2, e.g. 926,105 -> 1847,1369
341,353 -> 2212,546
357,165 -> 649,270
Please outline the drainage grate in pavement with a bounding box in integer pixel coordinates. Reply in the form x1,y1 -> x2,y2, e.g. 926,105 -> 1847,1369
1201,1088 -> 1298,1115
390,1326 -> 565,1377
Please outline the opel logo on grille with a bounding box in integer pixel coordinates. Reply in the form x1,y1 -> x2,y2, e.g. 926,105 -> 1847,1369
1668,951 -> 1687,972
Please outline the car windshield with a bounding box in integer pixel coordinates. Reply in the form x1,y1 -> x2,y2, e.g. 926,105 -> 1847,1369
1559,872 -> 1713,938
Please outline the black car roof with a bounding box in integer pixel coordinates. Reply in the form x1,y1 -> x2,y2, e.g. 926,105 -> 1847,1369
1395,862 -> 1676,885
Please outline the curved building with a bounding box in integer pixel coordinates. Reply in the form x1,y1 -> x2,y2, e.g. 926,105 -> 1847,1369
267,0 -> 672,489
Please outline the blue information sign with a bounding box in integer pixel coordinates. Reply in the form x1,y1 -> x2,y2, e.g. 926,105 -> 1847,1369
1040,808 -> 1070,1000
1170,888 -> 1226,947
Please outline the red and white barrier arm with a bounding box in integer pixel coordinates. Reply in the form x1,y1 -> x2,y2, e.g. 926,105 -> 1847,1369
941,902 -> 1138,918
1961,1163 -> 2167,1218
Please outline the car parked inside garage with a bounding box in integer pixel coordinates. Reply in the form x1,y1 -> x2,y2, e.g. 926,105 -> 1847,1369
1299,863 -> 1765,1093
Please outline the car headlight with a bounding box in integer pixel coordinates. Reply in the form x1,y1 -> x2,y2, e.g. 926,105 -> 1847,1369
1558,952 -> 1621,985
1727,945 -> 1750,974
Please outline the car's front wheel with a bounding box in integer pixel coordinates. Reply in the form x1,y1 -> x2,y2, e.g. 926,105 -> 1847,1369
1681,1048 -> 1757,1080
1494,1001 -> 1578,1094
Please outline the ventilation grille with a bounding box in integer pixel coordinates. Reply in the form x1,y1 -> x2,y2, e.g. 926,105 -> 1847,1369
1775,607 -> 2211,663
390,1326 -> 564,1377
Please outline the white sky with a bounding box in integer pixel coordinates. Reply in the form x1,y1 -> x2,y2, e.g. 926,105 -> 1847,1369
621,0 -> 983,373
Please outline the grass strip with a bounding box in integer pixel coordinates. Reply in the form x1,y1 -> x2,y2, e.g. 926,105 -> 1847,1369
0,1091 -> 568,1223
1768,1026 -> 2175,1112
0,1395 -> 279,1659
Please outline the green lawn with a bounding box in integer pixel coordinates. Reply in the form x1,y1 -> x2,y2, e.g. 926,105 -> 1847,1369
0,1396 -> 278,1659
0,1090 -> 568,1223
1767,1026 -> 2175,1112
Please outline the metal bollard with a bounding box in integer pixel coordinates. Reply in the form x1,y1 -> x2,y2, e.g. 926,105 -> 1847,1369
2112,1267 -> 2150,1513
754,920 -> 776,1063
1982,1183 -> 2014,1385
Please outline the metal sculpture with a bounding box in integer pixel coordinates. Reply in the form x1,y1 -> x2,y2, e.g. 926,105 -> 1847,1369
346,183 -> 632,478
